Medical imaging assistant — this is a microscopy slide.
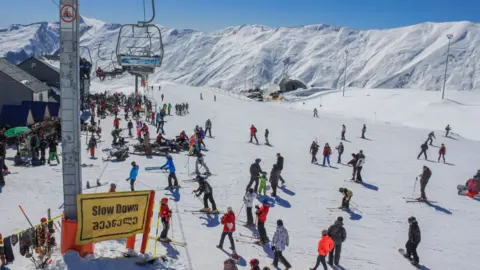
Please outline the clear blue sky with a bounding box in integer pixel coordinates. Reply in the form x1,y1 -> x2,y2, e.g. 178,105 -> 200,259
1,0 -> 479,31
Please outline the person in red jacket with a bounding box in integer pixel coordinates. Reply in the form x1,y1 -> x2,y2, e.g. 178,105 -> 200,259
256,199 -> 270,244
108,183 -> 116,192
159,197 -> 172,241
322,143 -> 332,166
113,118 -> 120,129
250,125 -> 259,144
310,230 -> 334,270
217,207 -> 239,258
438,143 -> 446,163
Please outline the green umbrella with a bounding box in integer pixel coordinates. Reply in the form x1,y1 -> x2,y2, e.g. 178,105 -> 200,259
5,127 -> 30,138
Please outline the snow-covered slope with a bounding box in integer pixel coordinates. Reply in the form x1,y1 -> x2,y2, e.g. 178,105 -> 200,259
1,16 -> 480,91
2,81 -> 480,270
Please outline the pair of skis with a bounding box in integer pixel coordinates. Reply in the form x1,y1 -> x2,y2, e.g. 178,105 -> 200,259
403,197 -> 437,203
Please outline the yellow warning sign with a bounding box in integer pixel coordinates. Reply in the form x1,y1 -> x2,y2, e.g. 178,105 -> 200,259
76,191 -> 152,244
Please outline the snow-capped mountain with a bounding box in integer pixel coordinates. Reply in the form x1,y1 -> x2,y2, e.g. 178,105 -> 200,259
1,16 -> 479,91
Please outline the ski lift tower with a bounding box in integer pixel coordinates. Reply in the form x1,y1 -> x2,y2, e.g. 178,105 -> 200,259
59,0 -> 94,256
116,0 -> 164,94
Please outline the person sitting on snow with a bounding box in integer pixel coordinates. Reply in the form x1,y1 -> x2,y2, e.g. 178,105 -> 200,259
465,177 -> 479,198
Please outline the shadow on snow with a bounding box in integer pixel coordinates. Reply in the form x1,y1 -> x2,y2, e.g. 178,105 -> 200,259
279,185 -> 296,196
162,242 -> 180,259
425,201 -> 453,215
198,213 -> 220,227
346,209 -> 362,220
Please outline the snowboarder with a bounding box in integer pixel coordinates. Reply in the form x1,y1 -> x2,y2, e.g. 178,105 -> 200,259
246,158 -> 265,193
404,216 -> 421,266
127,120 -> 133,137
269,165 -> 280,197
438,143 -> 446,163
313,108 -> 318,118
276,153 -> 285,184
47,138 -> 60,165
361,124 -> 366,139
243,188 -> 256,227
310,230 -> 334,270
159,197 -> 172,241
160,155 -> 179,188
426,131 -> 435,146
126,161 -> 139,191
205,119 -> 212,137
108,183 -> 116,192
272,219 -> 292,269
418,166 -> 431,201
327,216 -> 346,266
341,125 -> 346,140
445,124 -> 451,137
194,147 -> 211,175
352,150 -> 365,182
417,142 -> 428,160
194,175 -> 218,213
310,141 -> 319,163
88,135 -> 97,158
250,125 -> 259,144
339,188 -> 353,210
255,199 -> 270,244
336,142 -> 344,163
217,207 -> 238,257
258,172 -> 268,196
322,143 -> 332,166
265,129 -> 270,145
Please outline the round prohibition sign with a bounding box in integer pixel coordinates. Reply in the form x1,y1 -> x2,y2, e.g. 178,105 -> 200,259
61,4 -> 77,23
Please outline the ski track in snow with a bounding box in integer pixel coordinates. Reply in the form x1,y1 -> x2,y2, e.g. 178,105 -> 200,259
1,82 -> 480,270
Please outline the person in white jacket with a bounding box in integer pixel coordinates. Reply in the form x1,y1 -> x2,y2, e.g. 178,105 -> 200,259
272,219 -> 292,269
243,188 -> 256,227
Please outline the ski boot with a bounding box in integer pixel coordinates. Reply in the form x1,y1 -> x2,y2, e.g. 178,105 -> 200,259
211,209 -> 219,214
200,208 -> 211,212
164,186 -> 173,190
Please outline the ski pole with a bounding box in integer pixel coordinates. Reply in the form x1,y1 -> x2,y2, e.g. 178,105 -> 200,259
18,205 -> 35,229
236,200 -> 246,219
412,177 -> 418,198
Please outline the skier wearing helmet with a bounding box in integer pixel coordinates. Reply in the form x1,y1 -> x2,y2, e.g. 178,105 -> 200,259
160,155 -> 179,189
194,175 -> 218,213
217,207 -> 239,258
158,197 -> 172,241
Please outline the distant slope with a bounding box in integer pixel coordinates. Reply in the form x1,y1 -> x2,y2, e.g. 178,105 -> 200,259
1,16 -> 479,91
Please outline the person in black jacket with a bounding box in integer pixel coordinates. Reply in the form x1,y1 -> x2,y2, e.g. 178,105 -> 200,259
352,150 -> 365,182
48,138 -> 60,165
194,176 -> 218,213
327,216 -> 347,266
336,142 -> 344,164
310,141 -> 319,163
426,132 -> 435,146
405,216 -> 421,265
276,153 -> 285,185
417,142 -> 428,160
127,120 -> 133,137
418,166 -> 432,201
246,158 -> 265,193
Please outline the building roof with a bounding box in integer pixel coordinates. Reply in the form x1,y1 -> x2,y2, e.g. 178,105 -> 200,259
19,56 -> 60,74
0,59 -> 50,93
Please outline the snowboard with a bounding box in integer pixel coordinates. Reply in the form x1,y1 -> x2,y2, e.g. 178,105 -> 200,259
398,248 -> 421,268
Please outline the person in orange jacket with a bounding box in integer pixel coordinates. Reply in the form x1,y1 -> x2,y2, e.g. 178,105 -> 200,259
310,230 -> 334,270
159,197 -> 172,241
438,143 -> 446,163
217,207 -> 239,258
250,125 -> 258,144
108,183 -> 116,192
256,199 -> 270,244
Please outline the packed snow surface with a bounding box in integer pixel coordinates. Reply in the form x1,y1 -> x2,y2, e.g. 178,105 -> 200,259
1,82 -> 480,270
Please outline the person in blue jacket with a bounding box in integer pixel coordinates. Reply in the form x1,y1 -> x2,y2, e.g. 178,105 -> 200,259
160,155 -> 179,189
126,161 -> 139,191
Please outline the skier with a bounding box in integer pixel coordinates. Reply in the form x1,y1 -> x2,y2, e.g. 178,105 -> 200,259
418,166 -> 431,201
200,93 -> 203,100
272,219 -> 292,269
438,143 -> 446,163
265,129 -> 270,145
168,103 -> 172,115
250,125 -> 259,144
246,158 -> 265,193
352,150 -> 365,182
417,141 -> 429,160
327,216 -> 346,266
404,216 -> 421,266
338,188 -> 353,210
186,103 -> 189,113
159,197 -> 172,241
160,155 -> 179,189
426,131 -> 435,146
161,94 -> 164,101
108,183 -> 116,192
445,124 -> 451,137
341,125 -> 346,140
243,188 -> 256,227
270,164 -> 281,197
322,143 -> 332,166
205,119 -> 212,137
111,128 -> 122,145
255,199 -> 270,244
336,142 -> 344,163
194,175 -> 218,213
126,161 -> 139,191
47,138 -> 60,165
88,135 -> 97,159
214,95 -> 217,102
275,153 -> 285,184
310,230 -> 334,270
127,120 -> 133,137
361,124 -> 366,139
310,141 -> 319,163
313,108 -> 318,118
217,207 -> 238,258
258,172 -> 268,196
113,118 -> 120,129
194,147 -> 211,175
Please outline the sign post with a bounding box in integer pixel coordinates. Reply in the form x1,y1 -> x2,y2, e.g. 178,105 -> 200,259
59,0 -> 93,257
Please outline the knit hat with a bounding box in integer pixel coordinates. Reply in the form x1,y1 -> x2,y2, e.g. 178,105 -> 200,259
227,207 -> 233,212
337,216 -> 343,222
277,219 -> 283,226
41,217 -> 47,223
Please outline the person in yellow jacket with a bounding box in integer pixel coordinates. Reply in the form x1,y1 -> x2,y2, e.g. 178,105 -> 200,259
310,230 -> 334,270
